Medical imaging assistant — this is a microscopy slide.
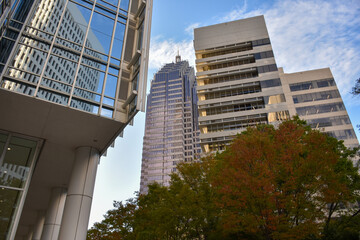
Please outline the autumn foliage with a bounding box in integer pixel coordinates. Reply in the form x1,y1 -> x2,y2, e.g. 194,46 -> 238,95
87,118 -> 360,240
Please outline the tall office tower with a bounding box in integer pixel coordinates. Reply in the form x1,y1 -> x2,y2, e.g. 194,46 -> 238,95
194,16 -> 289,153
280,68 -> 359,149
140,55 -> 201,194
0,0 -> 152,239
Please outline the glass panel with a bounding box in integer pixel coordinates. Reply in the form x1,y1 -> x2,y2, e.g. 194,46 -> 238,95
73,87 -> 101,103
70,97 -> 99,113
100,107 -> 113,118
265,94 -> 286,104
137,21 -> 144,51
111,22 -> 125,59
99,0 -> 119,11
40,78 -> 72,94
76,64 -> 105,94
36,89 -> 69,105
120,0 -> 130,11
103,97 -> 115,107
86,11 -> 115,55
0,134 -> 7,157
12,0 -> 35,23
51,47 -> 80,62
44,55 -> 78,85
0,79 -> 37,96
0,188 -> 22,240
104,75 -> 117,98
57,1 -> 91,47
8,44 -> 48,78
268,111 -> 290,122
0,137 -> 36,188
29,0 -> 63,35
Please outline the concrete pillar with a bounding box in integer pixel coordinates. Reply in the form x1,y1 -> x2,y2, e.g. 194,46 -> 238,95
32,211 -> 45,240
41,188 -> 67,240
26,227 -> 33,240
58,147 -> 99,240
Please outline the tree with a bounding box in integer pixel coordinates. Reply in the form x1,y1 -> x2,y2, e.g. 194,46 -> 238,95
87,158 -> 222,240
88,118 -> 360,240
86,199 -> 137,240
212,118 -> 360,239
352,77 -> 360,95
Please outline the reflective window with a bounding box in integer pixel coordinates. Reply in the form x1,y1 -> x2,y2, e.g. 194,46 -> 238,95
268,110 -> 290,122
0,0 -> 135,119
0,133 -> 39,240
260,78 -> 281,88
257,64 -> 278,74
264,94 -> 286,105
326,129 -> 357,140
307,115 -> 351,128
289,78 -> 335,92
296,103 -> 345,116
293,90 -> 341,104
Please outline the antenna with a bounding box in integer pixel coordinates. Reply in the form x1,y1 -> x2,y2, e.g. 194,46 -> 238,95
175,50 -> 181,63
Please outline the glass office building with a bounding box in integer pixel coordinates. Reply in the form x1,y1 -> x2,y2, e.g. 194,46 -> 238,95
140,56 -> 201,194
0,0 -> 152,239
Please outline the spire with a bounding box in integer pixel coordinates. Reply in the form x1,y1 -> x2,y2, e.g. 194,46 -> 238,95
175,50 -> 181,63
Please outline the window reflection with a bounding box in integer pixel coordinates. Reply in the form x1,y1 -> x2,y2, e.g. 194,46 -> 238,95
0,134 -> 39,240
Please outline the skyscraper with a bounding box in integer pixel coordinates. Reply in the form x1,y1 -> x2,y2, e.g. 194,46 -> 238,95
0,0 -> 153,239
140,55 -> 201,194
194,16 -> 358,153
194,16 -> 289,153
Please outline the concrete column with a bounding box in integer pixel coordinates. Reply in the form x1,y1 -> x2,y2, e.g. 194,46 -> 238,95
41,188 -> 67,240
26,227 -> 33,240
32,211 -> 45,240
58,147 -> 99,240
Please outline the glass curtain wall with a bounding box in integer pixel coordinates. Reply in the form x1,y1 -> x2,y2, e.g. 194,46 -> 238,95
0,0 -> 131,118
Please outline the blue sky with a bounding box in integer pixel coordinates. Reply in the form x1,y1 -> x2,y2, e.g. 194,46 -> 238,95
89,0 -> 360,227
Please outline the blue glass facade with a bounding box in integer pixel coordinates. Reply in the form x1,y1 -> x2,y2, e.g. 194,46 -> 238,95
140,57 -> 201,193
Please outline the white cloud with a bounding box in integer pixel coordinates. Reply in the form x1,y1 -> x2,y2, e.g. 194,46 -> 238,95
185,22 -> 201,36
148,37 -> 195,70
218,0 -> 360,104
147,0 -> 360,105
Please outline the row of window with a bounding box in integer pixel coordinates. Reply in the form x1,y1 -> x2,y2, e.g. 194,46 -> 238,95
326,129 -> 357,140
204,102 -> 265,116
293,90 -> 340,104
307,115 -> 351,128
203,86 -> 261,100
203,118 -> 267,133
202,58 -> 255,72
254,50 -> 274,60
202,72 -> 258,85
296,102 -> 345,116
257,64 -> 277,74
289,78 -> 335,92
201,45 -> 252,59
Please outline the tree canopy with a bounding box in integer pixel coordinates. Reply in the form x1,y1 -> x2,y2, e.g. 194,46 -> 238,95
352,77 -> 360,95
87,118 -> 360,240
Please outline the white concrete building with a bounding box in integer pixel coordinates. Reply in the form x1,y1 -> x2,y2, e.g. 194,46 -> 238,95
194,16 -> 358,152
